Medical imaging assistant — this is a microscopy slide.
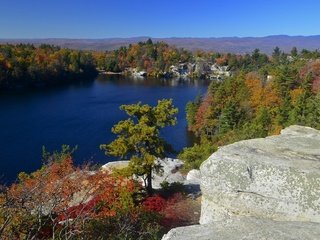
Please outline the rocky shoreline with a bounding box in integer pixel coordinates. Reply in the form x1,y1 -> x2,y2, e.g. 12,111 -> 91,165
99,61 -> 232,81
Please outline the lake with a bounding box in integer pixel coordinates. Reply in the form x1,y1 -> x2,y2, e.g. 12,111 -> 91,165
0,75 -> 209,183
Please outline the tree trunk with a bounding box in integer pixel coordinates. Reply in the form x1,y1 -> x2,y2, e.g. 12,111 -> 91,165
146,167 -> 153,195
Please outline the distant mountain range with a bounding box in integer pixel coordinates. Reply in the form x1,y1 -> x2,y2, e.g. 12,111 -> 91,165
1,35 -> 320,54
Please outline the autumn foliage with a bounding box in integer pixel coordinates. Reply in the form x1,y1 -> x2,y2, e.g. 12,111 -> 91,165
94,39 -> 192,77
0,145 -> 201,239
143,195 -> 167,212
244,72 -> 280,110
182,47 -> 320,171
0,44 -> 97,90
191,93 -> 213,133
299,60 -> 320,92
0,147 -> 152,239
143,192 -> 199,229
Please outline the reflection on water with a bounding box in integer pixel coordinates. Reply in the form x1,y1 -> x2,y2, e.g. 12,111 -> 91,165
0,75 -> 209,183
96,74 -> 211,87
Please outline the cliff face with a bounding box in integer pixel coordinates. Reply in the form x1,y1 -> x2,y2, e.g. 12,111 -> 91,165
163,125 -> 320,240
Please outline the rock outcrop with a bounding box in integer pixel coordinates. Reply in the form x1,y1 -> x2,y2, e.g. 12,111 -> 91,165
209,63 -> 231,80
101,160 -> 130,172
163,125 -> 320,239
101,158 -> 185,189
200,125 -> 320,224
152,158 -> 185,189
186,169 -> 201,184
162,216 -> 320,240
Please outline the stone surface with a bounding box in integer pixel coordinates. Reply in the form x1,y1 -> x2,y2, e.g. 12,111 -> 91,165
184,169 -> 202,197
101,160 -> 130,172
152,158 -> 185,189
101,158 -> 185,189
186,169 -> 201,184
200,125 -> 320,224
162,126 -> 320,240
162,216 -> 320,240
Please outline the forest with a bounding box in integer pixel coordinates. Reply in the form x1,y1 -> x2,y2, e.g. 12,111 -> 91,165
179,47 -> 320,170
93,39 -> 193,77
0,44 -> 97,90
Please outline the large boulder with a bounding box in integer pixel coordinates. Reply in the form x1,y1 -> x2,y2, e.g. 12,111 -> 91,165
162,125 -> 320,240
162,216 -> 320,240
200,125 -> 320,224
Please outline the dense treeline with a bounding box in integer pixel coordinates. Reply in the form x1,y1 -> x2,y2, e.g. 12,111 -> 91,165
180,47 -> 320,169
94,39 -> 193,77
0,44 -> 97,90
3,41 -> 320,91
92,39 -> 281,78
93,39 -> 320,79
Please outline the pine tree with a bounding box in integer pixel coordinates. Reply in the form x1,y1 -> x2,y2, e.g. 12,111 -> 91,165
100,99 -> 178,194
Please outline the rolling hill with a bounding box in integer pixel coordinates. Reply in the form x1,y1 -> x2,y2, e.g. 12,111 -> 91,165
1,35 -> 320,54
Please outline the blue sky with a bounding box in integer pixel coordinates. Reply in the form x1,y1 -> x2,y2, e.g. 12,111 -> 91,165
1,0 -> 319,38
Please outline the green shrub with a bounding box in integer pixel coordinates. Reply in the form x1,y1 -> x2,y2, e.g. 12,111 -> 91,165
178,141 -> 216,171
160,181 -> 185,197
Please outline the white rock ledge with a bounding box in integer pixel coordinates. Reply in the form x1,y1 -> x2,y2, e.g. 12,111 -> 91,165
162,216 -> 320,240
163,125 -> 320,240
200,125 -> 320,224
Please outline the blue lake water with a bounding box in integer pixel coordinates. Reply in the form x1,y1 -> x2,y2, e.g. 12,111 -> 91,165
0,75 -> 209,183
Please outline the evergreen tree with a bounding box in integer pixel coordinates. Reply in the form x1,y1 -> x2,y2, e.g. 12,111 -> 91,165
218,102 -> 241,134
100,99 -> 178,194
291,47 -> 298,57
272,46 -> 281,62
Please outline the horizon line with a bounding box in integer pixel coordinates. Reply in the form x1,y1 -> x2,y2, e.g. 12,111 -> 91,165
1,34 -> 320,40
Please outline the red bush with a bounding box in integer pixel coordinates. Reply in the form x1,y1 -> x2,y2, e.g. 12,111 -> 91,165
57,196 -> 101,222
142,194 -> 166,212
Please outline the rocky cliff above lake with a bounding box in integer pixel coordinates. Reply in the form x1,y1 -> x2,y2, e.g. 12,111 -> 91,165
163,125 -> 320,240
